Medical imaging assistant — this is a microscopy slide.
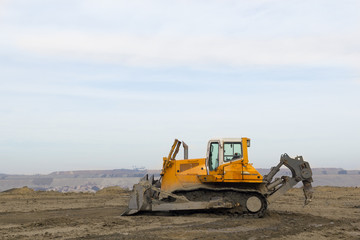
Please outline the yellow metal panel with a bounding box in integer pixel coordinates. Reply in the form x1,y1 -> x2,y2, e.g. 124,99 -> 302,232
223,161 -> 263,182
161,158 -> 207,192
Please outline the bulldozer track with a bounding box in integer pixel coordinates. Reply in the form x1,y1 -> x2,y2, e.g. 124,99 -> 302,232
175,189 -> 267,217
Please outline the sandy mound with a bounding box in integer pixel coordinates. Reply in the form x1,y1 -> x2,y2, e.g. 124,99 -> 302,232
96,186 -> 128,195
2,186 -> 35,194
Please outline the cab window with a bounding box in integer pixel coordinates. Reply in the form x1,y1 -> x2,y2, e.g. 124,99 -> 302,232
224,142 -> 242,162
209,142 -> 219,171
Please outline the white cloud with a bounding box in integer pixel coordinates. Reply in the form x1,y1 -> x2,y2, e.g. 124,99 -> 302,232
1,0 -> 359,70
0,82 -> 161,101
6,30 -> 358,70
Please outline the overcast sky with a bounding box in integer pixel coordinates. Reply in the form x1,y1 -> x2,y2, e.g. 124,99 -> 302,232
1,0 -> 360,174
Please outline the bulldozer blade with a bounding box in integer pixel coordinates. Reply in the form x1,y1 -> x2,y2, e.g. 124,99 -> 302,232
121,175 -> 153,216
121,207 -> 139,216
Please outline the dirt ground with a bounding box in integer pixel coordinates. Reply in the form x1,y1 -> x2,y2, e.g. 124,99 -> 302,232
0,186 -> 359,240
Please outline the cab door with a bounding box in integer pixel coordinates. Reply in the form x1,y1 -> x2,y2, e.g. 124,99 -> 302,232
207,141 -> 220,174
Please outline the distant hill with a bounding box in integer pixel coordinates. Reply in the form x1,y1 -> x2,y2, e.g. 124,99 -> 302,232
48,168 -> 151,178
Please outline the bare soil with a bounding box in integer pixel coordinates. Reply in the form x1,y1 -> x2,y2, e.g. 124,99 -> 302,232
0,186 -> 359,239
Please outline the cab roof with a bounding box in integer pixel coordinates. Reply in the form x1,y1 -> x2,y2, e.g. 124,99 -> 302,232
209,137 -> 249,143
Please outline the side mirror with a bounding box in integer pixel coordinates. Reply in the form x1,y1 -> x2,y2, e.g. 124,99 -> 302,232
247,139 -> 250,147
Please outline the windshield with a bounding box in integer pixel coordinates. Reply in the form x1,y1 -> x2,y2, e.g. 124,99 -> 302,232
224,142 -> 242,162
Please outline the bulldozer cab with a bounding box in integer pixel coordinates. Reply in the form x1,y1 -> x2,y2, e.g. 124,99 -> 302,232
206,138 -> 250,174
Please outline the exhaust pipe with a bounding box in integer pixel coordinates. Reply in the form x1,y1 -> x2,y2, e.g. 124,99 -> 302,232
183,141 -> 188,159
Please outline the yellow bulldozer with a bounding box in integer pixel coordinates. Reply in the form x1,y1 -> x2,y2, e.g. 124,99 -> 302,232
122,138 -> 313,217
